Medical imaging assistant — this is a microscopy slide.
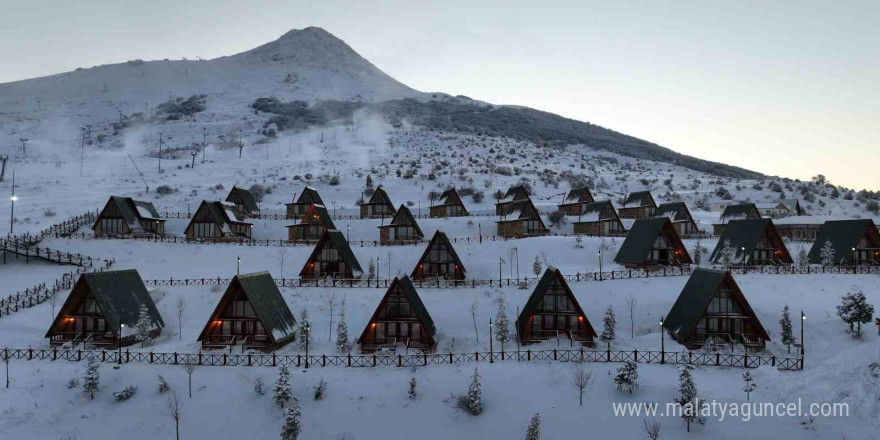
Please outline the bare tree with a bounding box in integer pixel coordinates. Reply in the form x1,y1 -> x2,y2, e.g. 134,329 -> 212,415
625,295 -> 637,339
183,363 -> 196,398
176,295 -> 186,341
569,360 -> 594,406
278,247 -> 289,279
321,289 -> 338,341
470,300 -> 479,343
163,391 -> 183,440
48,292 -> 59,324
642,418 -> 663,440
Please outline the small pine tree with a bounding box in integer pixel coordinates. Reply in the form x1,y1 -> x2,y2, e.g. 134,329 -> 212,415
676,362 -> 704,432
494,298 -> 511,351
254,377 -> 265,397
532,255 -> 542,277
408,376 -> 417,399
693,240 -> 703,266
273,364 -> 292,408
368,259 -> 376,280
83,355 -> 100,400
797,246 -> 809,268
136,302 -> 152,347
297,309 -> 311,350
336,299 -> 351,352
836,290 -> 875,338
466,368 -> 483,415
779,305 -> 795,353
820,240 -> 836,266
719,239 -> 734,266
365,174 -> 374,189
601,305 -> 616,348
280,400 -> 302,440
157,374 -> 170,394
613,360 -> 639,394
524,413 -> 541,440
574,235 -> 584,249
742,370 -> 756,401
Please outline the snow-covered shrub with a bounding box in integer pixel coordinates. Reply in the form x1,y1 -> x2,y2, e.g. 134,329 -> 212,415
157,375 -> 169,394
408,377 -> 417,399
248,184 -> 267,202
456,369 -> 483,415
281,400 -> 302,440
836,290 -> 874,338
274,364 -> 292,408
83,355 -> 100,399
614,361 -> 639,394
313,378 -> 327,400
113,385 -> 137,401
524,413 -> 541,440
66,378 -> 79,389
254,377 -> 265,397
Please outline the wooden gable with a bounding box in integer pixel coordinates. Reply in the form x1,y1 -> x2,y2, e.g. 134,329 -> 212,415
517,268 -> 596,343
411,231 -> 467,280
357,276 -> 436,351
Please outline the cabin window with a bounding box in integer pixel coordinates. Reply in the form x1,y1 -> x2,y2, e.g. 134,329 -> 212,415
707,290 -> 741,315
192,222 -> 216,237
100,218 -> 126,234
319,247 -> 340,261
77,297 -> 99,314
428,246 -> 449,262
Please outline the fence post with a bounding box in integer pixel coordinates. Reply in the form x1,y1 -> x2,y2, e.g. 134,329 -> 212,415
633,349 -> 638,362
744,351 -> 748,368
322,354 -> 326,367
174,352 -> 178,365
606,347 -> 610,362
273,352 -> 277,367
297,354 -> 301,368
527,349 -> 531,361
348,353 -> 352,367
198,351 -> 203,365
716,352 -> 720,366
248,353 -> 252,366
373,354 -> 377,367
398,354 -> 402,367
150,352 -> 154,364
771,356 -> 776,367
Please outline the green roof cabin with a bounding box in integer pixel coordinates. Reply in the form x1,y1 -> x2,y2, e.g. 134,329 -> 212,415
411,230 -> 467,281
709,219 -> 792,266
225,186 -> 260,218
618,191 -> 657,219
652,202 -> 701,237
357,276 -> 437,352
713,203 -> 761,235
197,272 -> 296,351
286,204 -> 336,242
495,185 -> 531,216
360,186 -> 396,219
300,229 -> 363,279
517,267 -> 597,345
572,200 -> 626,236
496,198 -> 548,238
285,186 -> 324,220
92,196 -> 165,237
378,205 -> 424,245
663,268 -> 769,350
615,217 -> 692,268
430,187 -> 469,218
557,186 -> 595,215
807,219 -> 880,266
185,200 -> 253,241
46,270 -> 164,347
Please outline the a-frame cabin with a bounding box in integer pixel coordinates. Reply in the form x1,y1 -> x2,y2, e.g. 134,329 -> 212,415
495,185 -> 531,216
807,219 -> 880,266
300,229 -> 363,279
286,204 -> 336,242
378,205 -> 424,245
615,217 -> 692,268
411,230 -> 467,281
360,186 -> 397,219
226,186 -> 260,218
46,270 -> 164,347
713,203 -> 761,235
430,188 -> 469,218
285,186 -> 325,220
709,219 -> 792,266
572,200 -> 626,236
197,272 -> 296,351
652,202 -> 700,237
557,187 -> 595,215
357,276 -> 437,352
663,268 -> 769,350
496,198 -> 548,238
618,191 -> 657,219
185,200 -> 253,241
92,196 -> 165,237
517,267 -> 597,345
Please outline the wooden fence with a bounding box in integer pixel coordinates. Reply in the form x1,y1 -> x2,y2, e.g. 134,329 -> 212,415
1,237 -> 112,268
0,346 -> 803,371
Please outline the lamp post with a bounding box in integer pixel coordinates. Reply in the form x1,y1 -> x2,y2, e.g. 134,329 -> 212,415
852,247 -> 857,267
237,255 -> 241,275
332,201 -> 336,219
118,323 -> 125,365
9,170 -> 16,235
489,319 -> 494,363
305,323 -> 311,369
800,311 -> 806,369
660,316 -> 665,364
346,224 -> 350,241
741,246 -> 746,271
598,249 -> 603,280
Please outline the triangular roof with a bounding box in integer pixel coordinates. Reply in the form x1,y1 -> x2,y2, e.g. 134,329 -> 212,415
438,188 -> 461,205
192,200 -> 252,234
412,230 -> 466,275
197,272 -> 296,343
227,186 -> 259,213
614,217 -> 692,265
92,196 -> 164,231
565,187 -> 594,202
288,204 -> 336,230
297,186 -> 324,205
46,270 -> 164,338
366,186 -> 395,208
502,198 -> 543,221
719,203 -> 761,223
624,191 -> 656,207
357,276 -> 437,342
807,219 -> 880,264
653,202 -> 693,222
500,185 -> 530,202
516,267 -> 597,337
709,219 -> 791,263
300,229 -> 363,276
380,205 -> 424,237
578,200 -> 615,216
662,268 -> 769,341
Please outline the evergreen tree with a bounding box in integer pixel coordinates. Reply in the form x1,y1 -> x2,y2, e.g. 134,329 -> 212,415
532,255 -> 542,277
494,298 -> 511,351
820,240 -> 836,266
336,299 -> 351,352
693,240 -> 703,266
779,305 -> 795,353
368,259 -> 376,280
719,239 -> 734,266
613,360 -> 639,394
365,174 -> 374,189
136,302 -> 152,347
676,362 -> 704,432
466,368 -> 483,415
797,246 -> 809,268
83,355 -> 100,400
408,376 -> 417,399
157,374 -> 170,394
836,290 -> 875,338
742,370 -> 756,401
273,364 -> 292,408
601,305 -> 617,348
297,309 -> 311,350
280,400 -> 302,440
524,413 -> 541,440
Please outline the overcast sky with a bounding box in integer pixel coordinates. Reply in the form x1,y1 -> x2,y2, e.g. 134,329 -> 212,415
1,0 -> 877,190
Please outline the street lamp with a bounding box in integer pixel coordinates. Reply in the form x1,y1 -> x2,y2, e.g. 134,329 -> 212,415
305,323 -> 311,369
741,246 -> 746,270
346,224 -> 350,241
332,201 -> 336,219
237,256 -> 241,275
852,247 -> 857,267
489,319 -> 494,363
9,170 -> 16,235
659,316 -> 665,364
598,249 -> 603,279
118,323 -> 126,365
800,311 -> 806,368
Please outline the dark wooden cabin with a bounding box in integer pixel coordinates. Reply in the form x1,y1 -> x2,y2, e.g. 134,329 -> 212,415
615,217 -> 692,268
663,268 -> 769,350
378,205 -> 424,245
709,219 -> 792,266
357,276 -> 437,352
285,186 -> 324,220
360,186 -> 396,219
618,191 -> 657,219
411,230 -> 467,281
496,198 -> 548,238
92,196 -> 165,237
300,229 -> 363,279
572,200 -> 625,236
557,187 -> 595,215
713,203 -> 761,235
185,200 -> 253,241
652,202 -> 700,237
286,204 -> 336,242
807,219 -> 880,266
46,270 -> 164,347
197,272 -> 296,351
495,185 -> 531,216
517,267 -> 597,345
226,186 -> 260,218
430,188 -> 469,218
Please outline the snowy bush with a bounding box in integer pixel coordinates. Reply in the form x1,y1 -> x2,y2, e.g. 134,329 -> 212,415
614,360 -> 639,394
524,413 -> 541,440
281,400 -> 302,440
836,290 -> 874,338
155,185 -> 176,195
113,385 -> 137,401
274,364 -> 292,408
83,355 -> 100,400
254,377 -> 265,397
408,377 -> 417,399
248,184 -> 267,202
157,375 -> 169,394
66,378 -> 79,389
313,378 -> 327,400
456,369 -> 483,415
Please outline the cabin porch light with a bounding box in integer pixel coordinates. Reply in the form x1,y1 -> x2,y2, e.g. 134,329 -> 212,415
10,196 -> 17,202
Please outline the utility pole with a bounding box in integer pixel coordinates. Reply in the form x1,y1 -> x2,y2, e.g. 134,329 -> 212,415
80,127 -> 86,177
202,127 -> 207,163
9,170 -> 17,235
158,133 -> 163,173
238,129 -> 243,159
